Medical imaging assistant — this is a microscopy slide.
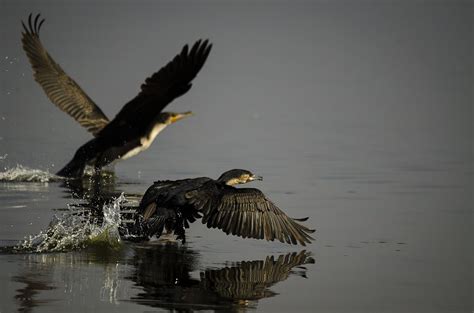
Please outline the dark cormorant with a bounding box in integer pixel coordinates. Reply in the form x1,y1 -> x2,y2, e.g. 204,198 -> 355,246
21,14 -> 212,177
134,169 -> 315,246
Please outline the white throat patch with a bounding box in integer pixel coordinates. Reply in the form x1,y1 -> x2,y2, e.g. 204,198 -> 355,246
121,123 -> 168,160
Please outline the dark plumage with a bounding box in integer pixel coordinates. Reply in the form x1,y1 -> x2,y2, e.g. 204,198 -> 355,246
134,169 -> 315,246
21,14 -> 212,177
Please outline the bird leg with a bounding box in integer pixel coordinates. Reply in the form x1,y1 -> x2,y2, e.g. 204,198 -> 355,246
174,212 -> 186,243
175,227 -> 186,243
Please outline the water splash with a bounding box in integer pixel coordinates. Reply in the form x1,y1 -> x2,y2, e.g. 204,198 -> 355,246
0,164 -> 63,182
16,194 -> 127,252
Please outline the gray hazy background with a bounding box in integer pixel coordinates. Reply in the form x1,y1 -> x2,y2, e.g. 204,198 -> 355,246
1,0 -> 471,178
0,1 -> 472,312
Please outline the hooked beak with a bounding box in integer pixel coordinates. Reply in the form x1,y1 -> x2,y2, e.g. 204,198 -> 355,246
251,175 -> 263,181
170,111 -> 194,124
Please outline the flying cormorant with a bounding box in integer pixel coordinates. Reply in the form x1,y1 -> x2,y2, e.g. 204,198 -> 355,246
134,169 -> 315,246
21,14 -> 212,177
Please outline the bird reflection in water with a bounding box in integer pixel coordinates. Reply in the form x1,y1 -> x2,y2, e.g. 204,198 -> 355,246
60,172 -> 123,208
10,249 -> 127,313
12,267 -> 56,313
129,244 -> 314,312
58,172 -> 141,223
10,244 -> 313,312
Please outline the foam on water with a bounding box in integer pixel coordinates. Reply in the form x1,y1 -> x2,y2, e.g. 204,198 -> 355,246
0,164 -> 63,183
16,193 -> 126,252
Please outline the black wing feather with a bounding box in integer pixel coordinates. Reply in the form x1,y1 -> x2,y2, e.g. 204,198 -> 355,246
100,39 -> 212,139
21,13 -> 109,136
197,187 -> 314,246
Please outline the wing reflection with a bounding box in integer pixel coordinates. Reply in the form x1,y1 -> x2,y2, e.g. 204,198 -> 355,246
201,252 -> 312,302
129,244 -> 314,311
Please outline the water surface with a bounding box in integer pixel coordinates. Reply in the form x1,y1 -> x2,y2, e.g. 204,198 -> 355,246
1,1 -> 472,312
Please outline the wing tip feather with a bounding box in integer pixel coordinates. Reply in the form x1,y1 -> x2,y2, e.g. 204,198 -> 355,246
22,13 -> 45,37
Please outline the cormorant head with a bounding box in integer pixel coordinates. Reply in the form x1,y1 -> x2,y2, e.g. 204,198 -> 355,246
159,111 -> 194,125
217,169 -> 263,186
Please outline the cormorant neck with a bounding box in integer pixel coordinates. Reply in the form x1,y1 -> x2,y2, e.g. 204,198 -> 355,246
223,178 -> 241,186
217,175 -> 239,185
143,122 -> 168,143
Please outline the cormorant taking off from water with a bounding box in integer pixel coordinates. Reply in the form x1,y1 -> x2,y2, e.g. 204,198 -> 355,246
134,169 -> 315,246
21,14 -> 212,177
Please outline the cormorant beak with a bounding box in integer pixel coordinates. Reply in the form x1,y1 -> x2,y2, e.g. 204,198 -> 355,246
251,175 -> 263,181
170,111 -> 194,124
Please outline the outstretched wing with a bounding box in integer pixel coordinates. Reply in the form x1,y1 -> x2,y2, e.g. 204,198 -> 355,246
21,14 -> 109,136
199,188 -> 315,246
99,39 -> 212,139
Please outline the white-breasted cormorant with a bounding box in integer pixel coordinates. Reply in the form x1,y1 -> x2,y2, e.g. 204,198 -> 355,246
134,169 -> 315,246
21,14 -> 212,177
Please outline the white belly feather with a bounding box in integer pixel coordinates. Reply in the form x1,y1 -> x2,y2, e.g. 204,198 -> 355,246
121,123 -> 167,160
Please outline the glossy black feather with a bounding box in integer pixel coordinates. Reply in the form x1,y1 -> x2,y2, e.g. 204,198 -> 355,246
134,170 -> 315,245
100,39 -> 213,141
